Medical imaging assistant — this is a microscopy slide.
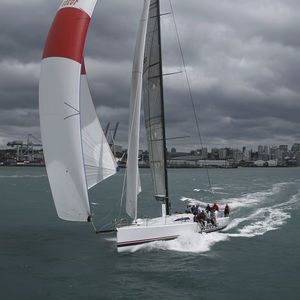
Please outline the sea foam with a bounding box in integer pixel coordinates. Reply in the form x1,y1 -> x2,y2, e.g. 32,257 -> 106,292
131,231 -> 228,254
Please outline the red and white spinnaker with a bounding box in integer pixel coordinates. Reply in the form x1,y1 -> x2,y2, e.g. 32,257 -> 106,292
39,0 -> 117,222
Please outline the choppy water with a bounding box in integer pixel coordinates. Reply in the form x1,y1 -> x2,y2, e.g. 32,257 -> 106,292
0,166 -> 299,299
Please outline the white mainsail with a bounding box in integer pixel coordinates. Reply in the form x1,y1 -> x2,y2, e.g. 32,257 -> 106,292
39,0 -> 117,222
126,0 -> 151,220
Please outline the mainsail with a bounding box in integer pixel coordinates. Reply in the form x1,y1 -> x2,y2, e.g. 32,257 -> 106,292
39,0 -> 117,222
126,0 -> 151,220
142,0 -> 169,212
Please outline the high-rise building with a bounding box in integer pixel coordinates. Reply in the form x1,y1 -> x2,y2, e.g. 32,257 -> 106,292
211,148 -> 219,160
201,148 -> 208,159
279,145 -> 288,153
232,149 -> 243,161
258,145 -> 264,154
291,143 -> 300,153
219,148 -> 227,159
263,145 -> 269,155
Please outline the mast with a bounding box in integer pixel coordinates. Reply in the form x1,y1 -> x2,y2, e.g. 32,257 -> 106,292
156,0 -> 170,215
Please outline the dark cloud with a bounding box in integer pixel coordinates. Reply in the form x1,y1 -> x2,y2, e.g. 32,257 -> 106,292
0,0 -> 299,151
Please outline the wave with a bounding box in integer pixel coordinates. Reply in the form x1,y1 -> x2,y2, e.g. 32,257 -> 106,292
193,188 -> 211,193
227,188 -> 300,237
105,237 -> 116,242
228,208 -> 290,238
193,186 -> 229,195
180,196 -> 207,206
0,174 -> 47,178
182,181 -> 293,210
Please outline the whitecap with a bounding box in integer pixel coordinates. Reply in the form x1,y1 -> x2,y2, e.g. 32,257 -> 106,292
0,174 -> 47,178
105,237 -> 116,242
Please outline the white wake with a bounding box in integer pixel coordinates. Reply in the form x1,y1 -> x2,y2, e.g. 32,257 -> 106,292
107,182 -> 300,253
133,183 -> 300,253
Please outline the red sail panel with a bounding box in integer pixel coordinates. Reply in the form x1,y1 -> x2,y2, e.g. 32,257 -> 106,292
42,7 -> 90,63
81,57 -> 87,74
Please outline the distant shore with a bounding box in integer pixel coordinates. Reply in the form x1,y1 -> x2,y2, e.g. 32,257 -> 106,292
1,164 -> 295,168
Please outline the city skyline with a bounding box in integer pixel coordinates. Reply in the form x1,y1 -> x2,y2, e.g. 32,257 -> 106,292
2,133 -> 299,155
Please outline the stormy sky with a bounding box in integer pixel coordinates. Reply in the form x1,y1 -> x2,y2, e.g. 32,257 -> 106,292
0,0 -> 300,151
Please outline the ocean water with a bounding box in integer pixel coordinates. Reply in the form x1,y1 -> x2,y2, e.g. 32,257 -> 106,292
0,166 -> 299,300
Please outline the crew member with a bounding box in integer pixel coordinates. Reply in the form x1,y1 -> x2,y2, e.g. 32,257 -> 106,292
224,204 -> 230,217
206,204 -> 211,212
212,202 -> 219,212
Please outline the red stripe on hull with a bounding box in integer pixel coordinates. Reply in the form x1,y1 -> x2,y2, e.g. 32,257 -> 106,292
42,7 -> 90,63
117,235 -> 179,246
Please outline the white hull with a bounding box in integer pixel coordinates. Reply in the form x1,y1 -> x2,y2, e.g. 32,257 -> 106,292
117,213 -> 230,252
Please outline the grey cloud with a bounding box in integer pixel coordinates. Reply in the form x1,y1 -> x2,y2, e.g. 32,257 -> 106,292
0,0 -> 299,150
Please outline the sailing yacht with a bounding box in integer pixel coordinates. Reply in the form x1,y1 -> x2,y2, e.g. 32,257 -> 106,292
39,0 -> 229,253
116,0 -> 229,252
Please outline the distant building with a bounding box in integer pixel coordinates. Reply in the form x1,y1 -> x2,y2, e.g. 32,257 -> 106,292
200,147 -> 208,159
258,145 -> 264,155
232,149 -> 243,161
219,148 -> 227,160
279,145 -> 288,153
295,152 -> 300,164
254,160 -> 277,167
168,159 -> 230,168
291,143 -> 300,153
211,148 -> 219,160
257,145 -> 269,160
197,160 -> 230,167
264,145 -> 269,153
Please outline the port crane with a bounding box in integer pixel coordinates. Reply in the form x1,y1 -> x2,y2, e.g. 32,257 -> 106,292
7,134 -> 42,161
105,122 -> 119,156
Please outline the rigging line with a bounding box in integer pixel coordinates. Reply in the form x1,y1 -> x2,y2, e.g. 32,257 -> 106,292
152,135 -> 190,142
84,164 -> 115,170
148,70 -> 182,80
118,166 -> 127,220
162,70 -> 182,77
90,219 -> 98,233
168,0 -> 212,190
